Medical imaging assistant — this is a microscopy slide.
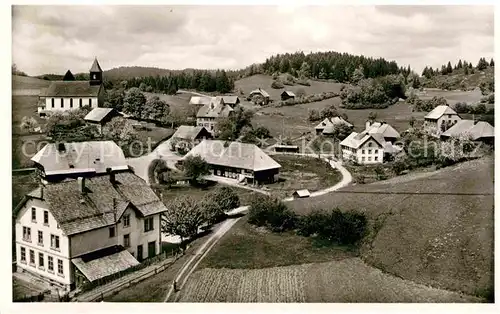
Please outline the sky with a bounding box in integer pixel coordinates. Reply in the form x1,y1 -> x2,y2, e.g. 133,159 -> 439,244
12,5 -> 494,76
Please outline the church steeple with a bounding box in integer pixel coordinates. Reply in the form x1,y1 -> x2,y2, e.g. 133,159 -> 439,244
89,57 -> 103,85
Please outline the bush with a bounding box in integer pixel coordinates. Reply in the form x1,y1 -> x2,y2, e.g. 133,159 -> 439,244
296,88 -> 306,98
354,174 -> 366,184
296,79 -> 311,86
391,160 -> 407,175
248,195 -> 297,232
308,109 -> 321,122
271,80 -> 284,89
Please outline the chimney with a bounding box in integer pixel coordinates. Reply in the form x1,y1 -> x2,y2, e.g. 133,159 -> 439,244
365,120 -> 371,130
78,177 -> 85,194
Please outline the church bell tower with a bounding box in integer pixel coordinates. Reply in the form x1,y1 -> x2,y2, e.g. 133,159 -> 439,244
89,57 -> 103,86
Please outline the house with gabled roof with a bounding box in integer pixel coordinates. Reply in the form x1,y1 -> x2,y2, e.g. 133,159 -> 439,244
340,131 -> 386,164
365,121 -> 401,144
196,97 -> 234,134
14,171 -> 167,291
424,105 -> 461,135
441,120 -> 494,145
281,91 -> 295,101
315,117 -> 353,135
181,140 -> 281,184
31,141 -> 129,183
38,58 -> 105,116
84,108 -> 121,134
221,96 -> 240,108
249,88 -> 270,105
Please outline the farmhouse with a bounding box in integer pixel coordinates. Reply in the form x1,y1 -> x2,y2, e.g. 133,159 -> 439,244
315,117 -> 353,135
38,58 -> 105,116
13,171 -> 166,291
249,88 -> 270,105
340,132 -> 385,164
281,91 -> 296,101
441,120 -> 495,145
221,96 -> 240,108
196,97 -> 234,133
31,141 -> 129,182
365,121 -> 400,144
171,125 -> 213,145
84,108 -> 121,134
424,105 -> 461,136
181,140 -> 281,184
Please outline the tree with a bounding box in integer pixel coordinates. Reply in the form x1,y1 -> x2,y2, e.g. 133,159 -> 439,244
20,116 -> 39,134
298,61 -> 311,79
148,159 -> 169,184
123,87 -> 146,117
296,88 -> 306,98
202,186 -> 240,224
331,123 -> 352,140
446,61 -> 453,74
12,63 -> 27,76
182,155 -> 210,182
352,65 -> 365,84
464,66 -> 469,75
102,116 -> 137,143
251,126 -> 272,139
104,88 -> 125,111
308,109 -> 321,122
409,116 -> 416,128
320,105 -> 339,120
373,164 -> 385,180
143,95 -> 170,121
477,57 -> 489,70
490,58 -> 495,67
162,195 -> 206,244
368,111 -> 377,121
457,59 -> 463,69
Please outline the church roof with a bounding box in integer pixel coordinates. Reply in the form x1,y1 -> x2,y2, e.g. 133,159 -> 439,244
45,81 -> 101,97
90,58 -> 103,72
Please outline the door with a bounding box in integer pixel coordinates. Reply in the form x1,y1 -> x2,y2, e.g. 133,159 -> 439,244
137,245 -> 143,261
148,241 -> 156,258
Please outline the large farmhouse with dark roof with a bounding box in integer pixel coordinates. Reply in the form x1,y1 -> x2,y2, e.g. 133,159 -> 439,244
38,58 -> 105,116
14,171 -> 166,291
196,97 -> 234,134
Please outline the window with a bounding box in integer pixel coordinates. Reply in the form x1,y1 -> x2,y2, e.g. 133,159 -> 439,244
79,98 -> 82,108
448,114 -> 452,118
375,149 -> 378,154
89,98 -> 92,107
375,156 -> 379,161
51,98 -> 55,108
48,256 -> 54,272
368,142 -> 373,147
93,74 -> 96,79
38,230 -> 43,246
60,98 -> 64,108
57,259 -> 63,275
361,157 -> 365,162
31,207 -> 36,222
144,217 -> 154,232
20,247 -> 26,263
51,234 -> 60,250
39,253 -> 44,268
368,157 -> 372,161
70,98 -> 73,108
454,120 -> 457,124
43,211 -> 49,225
362,149 -> 365,154
29,249 -> 35,265
123,214 -> 130,228
23,226 -> 31,242
123,234 -> 130,248
109,226 -> 116,238
368,149 -> 372,154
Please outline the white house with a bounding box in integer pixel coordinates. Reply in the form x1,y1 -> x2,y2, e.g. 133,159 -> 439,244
315,117 -> 353,135
196,97 -> 234,134
38,58 -> 105,116
424,105 -> 461,136
365,121 -> 401,144
340,132 -> 385,164
14,171 -> 167,291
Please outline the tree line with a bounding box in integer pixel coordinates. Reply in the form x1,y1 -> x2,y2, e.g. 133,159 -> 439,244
421,57 -> 494,78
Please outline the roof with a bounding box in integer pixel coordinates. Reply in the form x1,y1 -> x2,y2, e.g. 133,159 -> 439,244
21,172 -> 167,235
366,122 -> 400,139
281,91 -> 296,97
183,140 -> 281,172
441,120 -> 495,140
221,96 -> 240,105
196,97 -> 234,118
72,246 -> 139,281
293,189 -> 310,197
84,108 -> 117,123
424,105 -> 459,120
274,145 -> 299,149
45,81 -> 101,97
189,96 -> 211,106
89,58 -> 103,72
172,125 -> 210,141
340,131 -> 385,149
249,88 -> 270,98
31,141 -> 128,176
315,117 -> 353,132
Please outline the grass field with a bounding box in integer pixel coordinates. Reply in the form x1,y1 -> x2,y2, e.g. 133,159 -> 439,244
199,217 -> 356,270
266,155 -> 342,196
12,75 -> 51,90
289,157 -> 494,297
179,258 -> 480,302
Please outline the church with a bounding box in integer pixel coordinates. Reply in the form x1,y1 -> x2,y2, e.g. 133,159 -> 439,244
38,58 -> 105,116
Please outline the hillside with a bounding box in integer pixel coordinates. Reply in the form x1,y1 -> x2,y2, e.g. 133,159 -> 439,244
12,75 -> 51,90
421,66 -> 494,91
289,157 -> 494,298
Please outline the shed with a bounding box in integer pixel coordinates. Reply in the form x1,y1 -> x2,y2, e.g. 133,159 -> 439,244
281,91 -> 296,101
274,145 -> 299,153
292,189 -> 311,198
84,108 -> 121,134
